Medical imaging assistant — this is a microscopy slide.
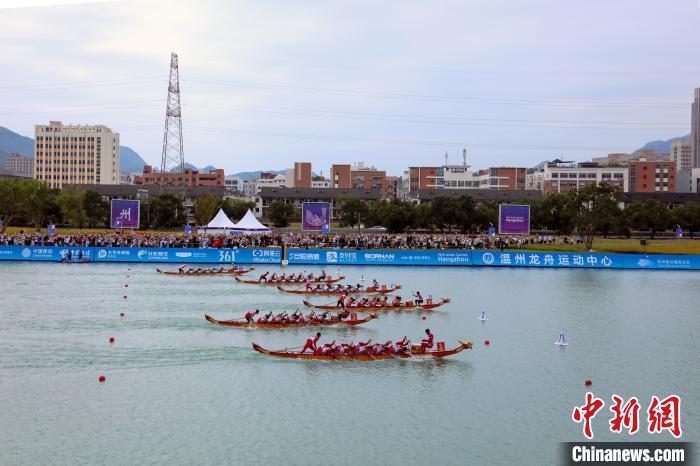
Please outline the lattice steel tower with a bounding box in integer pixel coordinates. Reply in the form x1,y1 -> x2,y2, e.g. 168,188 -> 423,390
160,52 -> 185,184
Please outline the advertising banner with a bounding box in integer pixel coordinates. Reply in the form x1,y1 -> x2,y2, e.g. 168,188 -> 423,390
498,204 -> 530,235
110,199 -> 140,229
1,245 -> 699,270
302,202 -> 331,231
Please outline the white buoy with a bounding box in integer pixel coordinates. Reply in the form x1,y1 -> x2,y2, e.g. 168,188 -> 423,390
360,273 -> 365,282
478,311 -> 488,321
555,329 -> 568,346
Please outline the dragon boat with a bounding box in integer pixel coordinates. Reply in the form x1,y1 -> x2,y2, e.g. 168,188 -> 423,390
235,275 -> 344,285
302,298 -> 450,312
252,340 -> 473,360
204,313 -> 377,328
276,284 -> 401,295
156,266 -> 254,276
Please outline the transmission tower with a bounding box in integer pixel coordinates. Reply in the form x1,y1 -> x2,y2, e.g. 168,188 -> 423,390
160,52 -> 185,185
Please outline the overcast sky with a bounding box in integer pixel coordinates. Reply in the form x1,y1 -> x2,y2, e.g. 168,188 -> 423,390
1,0 -> 699,175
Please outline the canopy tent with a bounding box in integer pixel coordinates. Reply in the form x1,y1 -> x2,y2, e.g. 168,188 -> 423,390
199,208 -> 237,234
231,209 -> 272,234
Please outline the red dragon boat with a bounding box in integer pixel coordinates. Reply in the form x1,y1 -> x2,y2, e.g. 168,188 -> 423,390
252,340 -> 473,360
204,313 -> 377,328
276,284 -> 401,295
235,275 -> 344,285
156,266 -> 254,276
302,298 -> 450,312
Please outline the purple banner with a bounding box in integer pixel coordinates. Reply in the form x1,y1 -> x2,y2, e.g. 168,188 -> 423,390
302,202 -> 331,231
110,199 -> 140,229
499,204 -> 530,235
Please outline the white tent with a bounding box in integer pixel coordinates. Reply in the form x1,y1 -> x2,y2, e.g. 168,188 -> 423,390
199,208 -> 237,234
231,209 -> 272,234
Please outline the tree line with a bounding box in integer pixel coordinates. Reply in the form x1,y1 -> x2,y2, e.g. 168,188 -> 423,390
0,179 -> 255,232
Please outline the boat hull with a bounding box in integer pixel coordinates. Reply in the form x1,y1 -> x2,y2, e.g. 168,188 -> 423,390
235,276 -> 344,285
277,285 -> 401,295
252,340 -> 472,360
157,266 -> 254,276
205,313 -> 377,328
301,298 -> 450,312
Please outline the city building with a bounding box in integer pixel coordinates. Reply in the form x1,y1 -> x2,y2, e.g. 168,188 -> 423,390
692,87 -> 700,168
34,121 -> 120,188
2,153 -> 34,178
293,162 -> 312,188
134,165 -> 225,187
311,179 -> 330,188
407,166 -> 440,191
627,159 -> 676,193
242,179 -> 257,199
471,167 -> 528,190
676,168 -> 700,193
224,175 -> 242,194
331,163 -> 389,197
671,139 -> 692,172
255,186 -> 382,218
526,160 -> 628,194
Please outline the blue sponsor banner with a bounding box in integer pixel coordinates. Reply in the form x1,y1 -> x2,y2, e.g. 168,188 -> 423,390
1,245 -> 700,269
0,246 -> 282,264
286,249 -> 472,266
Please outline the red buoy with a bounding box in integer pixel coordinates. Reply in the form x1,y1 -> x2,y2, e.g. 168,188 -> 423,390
98,375 -> 106,383
421,316 -> 427,320
109,336 -> 115,344
484,339 -> 491,345
119,312 -> 125,317
123,295 -> 127,299
585,379 -> 592,387
124,284 -> 128,288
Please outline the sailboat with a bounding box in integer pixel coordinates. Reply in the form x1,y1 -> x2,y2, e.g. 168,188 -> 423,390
478,311 -> 488,321
555,329 -> 568,346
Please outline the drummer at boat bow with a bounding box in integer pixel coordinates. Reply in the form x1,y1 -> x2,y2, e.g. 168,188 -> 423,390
413,291 -> 424,305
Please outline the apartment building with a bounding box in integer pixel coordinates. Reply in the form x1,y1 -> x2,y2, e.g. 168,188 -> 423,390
34,121 -> 120,188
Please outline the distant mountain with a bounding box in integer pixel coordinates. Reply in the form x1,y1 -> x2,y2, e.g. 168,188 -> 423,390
200,165 -> 218,173
0,126 -> 35,162
0,125 -> 148,173
636,134 -> 690,153
119,145 -> 148,173
229,169 -> 286,181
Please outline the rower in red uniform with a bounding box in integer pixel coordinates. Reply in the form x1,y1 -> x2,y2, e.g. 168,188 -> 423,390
421,328 -> 434,352
336,291 -> 347,310
245,309 -> 260,323
300,332 -> 321,354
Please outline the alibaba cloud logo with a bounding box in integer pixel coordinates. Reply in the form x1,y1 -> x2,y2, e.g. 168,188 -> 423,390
253,250 -> 263,257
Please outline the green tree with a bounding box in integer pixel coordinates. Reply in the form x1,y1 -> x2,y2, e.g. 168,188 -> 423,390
624,199 -> 670,239
150,193 -> 186,228
0,179 -> 30,233
194,195 -> 222,225
533,193 -> 573,234
673,202 -> 700,238
413,202 -> 432,230
222,198 -> 256,221
336,197 -> 368,230
267,201 -> 296,227
455,195 -> 477,233
429,196 -> 462,232
57,189 -> 89,228
474,202 -> 499,232
380,198 -> 416,233
24,180 -> 58,231
83,190 -> 109,227
566,184 -> 622,250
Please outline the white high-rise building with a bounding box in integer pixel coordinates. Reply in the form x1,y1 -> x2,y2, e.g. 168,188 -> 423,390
671,139 -> 692,172
34,121 -> 120,188
692,87 -> 700,168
